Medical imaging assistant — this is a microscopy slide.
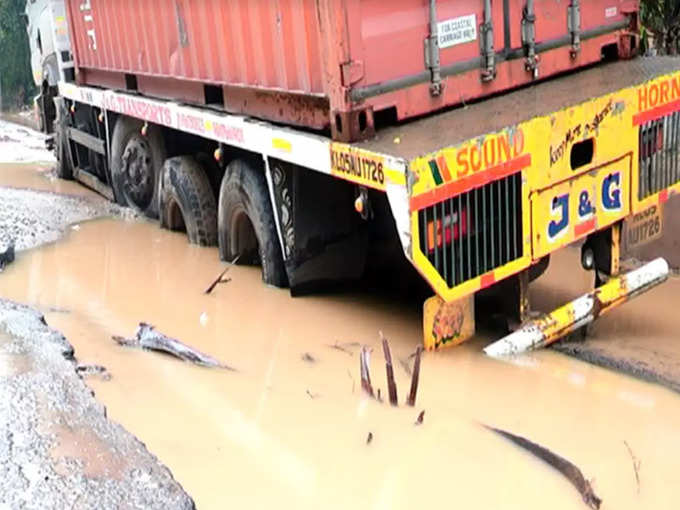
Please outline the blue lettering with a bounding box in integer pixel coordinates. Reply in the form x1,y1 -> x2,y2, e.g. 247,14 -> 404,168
548,194 -> 570,241
578,190 -> 594,218
602,172 -> 622,211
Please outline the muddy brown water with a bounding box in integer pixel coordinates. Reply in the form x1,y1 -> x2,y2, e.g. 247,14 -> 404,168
3,167 -> 680,508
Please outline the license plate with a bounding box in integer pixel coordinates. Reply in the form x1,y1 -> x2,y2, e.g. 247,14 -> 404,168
623,204 -> 664,251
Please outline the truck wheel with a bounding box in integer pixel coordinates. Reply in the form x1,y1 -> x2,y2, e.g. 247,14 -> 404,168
218,159 -> 288,287
54,117 -> 72,180
159,156 -> 218,247
110,117 -> 166,218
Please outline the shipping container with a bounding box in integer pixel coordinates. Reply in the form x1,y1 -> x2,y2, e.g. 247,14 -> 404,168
66,0 -> 639,142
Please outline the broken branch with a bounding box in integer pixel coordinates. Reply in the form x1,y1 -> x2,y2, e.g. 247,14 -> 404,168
359,346 -> 374,397
407,346 -> 422,406
113,323 -> 236,370
415,410 -> 425,425
623,440 -> 641,494
76,364 -> 111,381
380,332 -> 398,406
326,341 -> 354,356
204,256 -> 239,294
486,426 -> 602,510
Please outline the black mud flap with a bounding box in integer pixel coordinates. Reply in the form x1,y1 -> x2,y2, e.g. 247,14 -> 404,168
268,159 -> 368,295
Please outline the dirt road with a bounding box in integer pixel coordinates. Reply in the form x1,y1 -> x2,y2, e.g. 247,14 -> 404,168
2,120 -> 680,509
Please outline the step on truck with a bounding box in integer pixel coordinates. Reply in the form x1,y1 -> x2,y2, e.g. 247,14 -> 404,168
29,0 -> 678,355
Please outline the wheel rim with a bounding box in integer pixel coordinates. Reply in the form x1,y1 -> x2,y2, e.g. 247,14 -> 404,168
121,136 -> 154,210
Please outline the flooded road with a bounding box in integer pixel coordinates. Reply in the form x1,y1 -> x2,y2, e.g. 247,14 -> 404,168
3,160 -> 680,508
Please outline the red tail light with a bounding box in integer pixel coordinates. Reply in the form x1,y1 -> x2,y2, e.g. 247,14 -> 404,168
426,207 -> 468,253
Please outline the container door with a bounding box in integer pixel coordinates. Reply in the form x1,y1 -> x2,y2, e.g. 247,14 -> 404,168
358,0 -> 506,89
507,0 -> 633,51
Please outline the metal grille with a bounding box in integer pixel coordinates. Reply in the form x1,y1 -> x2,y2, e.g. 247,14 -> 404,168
639,111 -> 680,199
418,172 -> 523,288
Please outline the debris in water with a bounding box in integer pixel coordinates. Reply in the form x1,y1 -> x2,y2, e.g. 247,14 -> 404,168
366,432 -> 373,445
486,425 -> 602,509
624,440 -> 641,494
0,242 -> 15,271
76,364 -> 112,381
199,312 -> 209,326
302,352 -> 316,363
359,346 -> 375,397
380,332 -> 398,406
204,256 -> 239,294
407,346 -> 422,406
347,369 -> 355,393
415,410 -> 425,425
113,322 -> 236,370
399,357 -> 412,376
326,341 -> 355,356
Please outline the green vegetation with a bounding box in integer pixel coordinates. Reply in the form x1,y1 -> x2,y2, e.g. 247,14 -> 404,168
641,0 -> 680,55
0,0 -> 34,111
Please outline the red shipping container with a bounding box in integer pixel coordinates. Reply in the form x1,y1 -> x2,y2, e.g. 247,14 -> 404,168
66,0 -> 639,141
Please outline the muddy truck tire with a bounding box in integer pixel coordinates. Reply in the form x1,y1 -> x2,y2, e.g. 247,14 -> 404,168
54,99 -> 73,180
159,156 -> 218,247
218,158 -> 288,288
110,117 -> 167,218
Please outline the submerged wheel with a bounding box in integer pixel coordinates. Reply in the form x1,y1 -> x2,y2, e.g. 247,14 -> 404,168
218,158 -> 288,287
159,156 -> 218,247
54,100 -> 72,180
110,117 -> 166,218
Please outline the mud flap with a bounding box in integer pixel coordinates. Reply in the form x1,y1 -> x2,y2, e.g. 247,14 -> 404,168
267,159 -> 368,294
484,257 -> 670,357
423,294 -> 475,350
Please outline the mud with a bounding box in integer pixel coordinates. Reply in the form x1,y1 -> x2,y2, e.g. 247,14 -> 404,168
0,166 -> 138,252
0,300 -> 194,509
0,118 -> 54,163
531,240 -> 680,396
3,158 -> 680,508
3,218 -> 680,508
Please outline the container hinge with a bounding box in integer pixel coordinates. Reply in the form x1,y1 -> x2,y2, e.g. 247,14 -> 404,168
424,0 -> 442,96
480,0 -> 496,82
521,0 -> 539,78
568,0 -> 581,58
340,60 -> 364,88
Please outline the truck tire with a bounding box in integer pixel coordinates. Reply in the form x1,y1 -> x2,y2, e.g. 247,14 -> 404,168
110,117 -> 166,218
54,100 -> 72,180
218,159 -> 288,287
159,156 -> 218,247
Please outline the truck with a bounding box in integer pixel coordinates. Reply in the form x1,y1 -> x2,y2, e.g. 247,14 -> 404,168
28,0 -> 679,354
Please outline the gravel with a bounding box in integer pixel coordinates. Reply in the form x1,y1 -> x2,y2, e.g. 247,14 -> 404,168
0,187 -> 136,253
0,300 -> 195,509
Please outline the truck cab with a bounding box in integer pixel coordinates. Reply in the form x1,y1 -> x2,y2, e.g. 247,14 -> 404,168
25,0 -> 73,133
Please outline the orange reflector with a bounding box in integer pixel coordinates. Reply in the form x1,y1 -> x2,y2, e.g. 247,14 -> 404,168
354,196 -> 364,214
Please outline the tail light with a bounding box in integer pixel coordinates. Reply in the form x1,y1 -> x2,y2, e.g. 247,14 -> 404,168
426,207 -> 468,253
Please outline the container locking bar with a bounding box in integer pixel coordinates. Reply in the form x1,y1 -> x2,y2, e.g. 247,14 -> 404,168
568,0 -> 581,58
480,0 -> 496,81
521,0 -> 538,78
424,0 -> 442,96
